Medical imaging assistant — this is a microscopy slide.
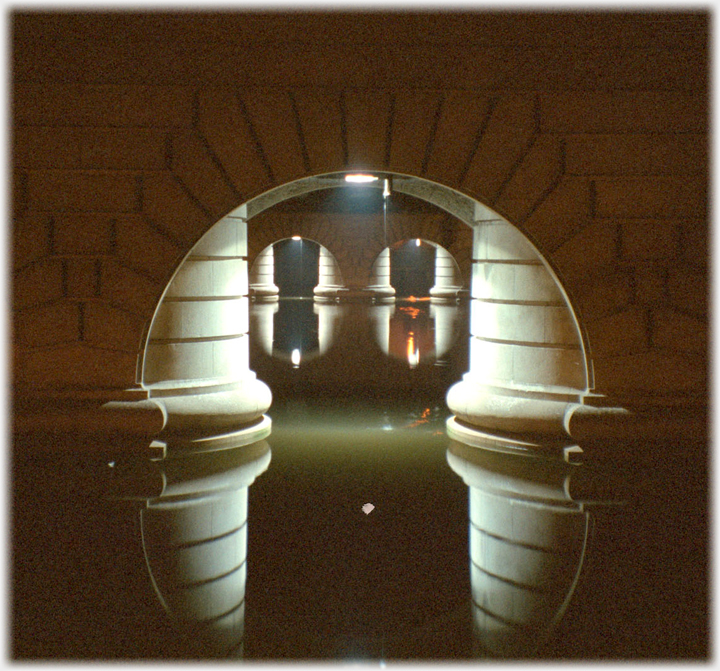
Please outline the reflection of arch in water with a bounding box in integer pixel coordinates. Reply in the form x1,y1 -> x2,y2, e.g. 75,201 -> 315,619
248,238 -> 345,302
249,299 -> 347,366
140,439 -> 271,658
369,300 -> 462,368
446,438 -> 593,658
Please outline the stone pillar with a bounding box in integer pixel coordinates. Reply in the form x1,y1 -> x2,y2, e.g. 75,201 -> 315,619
313,245 -> 348,302
429,245 -> 465,302
248,245 -> 279,302
446,213 -> 588,443
365,248 -> 396,302
140,439 -> 271,657
446,439 -> 590,657
141,209 -> 272,451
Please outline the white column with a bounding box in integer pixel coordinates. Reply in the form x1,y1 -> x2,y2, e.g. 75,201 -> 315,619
248,245 -> 279,302
141,211 -> 272,449
365,248 -> 396,302
446,217 -> 588,440
429,245 -> 465,302
141,439 -> 271,657
313,245 -> 348,302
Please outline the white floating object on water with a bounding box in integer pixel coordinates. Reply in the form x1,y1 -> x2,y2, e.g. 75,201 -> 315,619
362,503 -> 375,515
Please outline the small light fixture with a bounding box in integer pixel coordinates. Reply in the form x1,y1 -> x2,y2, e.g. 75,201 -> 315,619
383,178 -> 391,198
345,173 -> 378,183
416,238 -> 421,246
291,348 -> 301,367
292,236 -> 301,240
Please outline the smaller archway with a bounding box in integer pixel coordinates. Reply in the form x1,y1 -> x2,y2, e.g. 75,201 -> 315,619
248,238 -> 346,302
369,239 -> 466,302
389,238 -> 436,298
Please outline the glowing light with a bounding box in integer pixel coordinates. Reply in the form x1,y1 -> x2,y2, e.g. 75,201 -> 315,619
292,235 -> 301,240
383,178 -> 391,198
407,333 -> 419,368
344,173 -> 378,183
416,238 -> 421,246
291,348 -> 301,367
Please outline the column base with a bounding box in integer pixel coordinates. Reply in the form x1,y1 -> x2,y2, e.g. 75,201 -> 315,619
446,417 -> 577,460
446,377 -> 584,436
429,285 -> 467,302
161,415 -> 272,456
146,375 -> 272,439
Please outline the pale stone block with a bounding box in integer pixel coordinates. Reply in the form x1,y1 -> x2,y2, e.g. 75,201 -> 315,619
512,343 -> 586,388
151,298 -> 249,340
470,301 -> 579,347
468,337 -> 514,383
471,263 -> 564,302
192,215 -> 247,257
165,258 -> 249,298
143,335 -> 250,383
474,221 -> 539,261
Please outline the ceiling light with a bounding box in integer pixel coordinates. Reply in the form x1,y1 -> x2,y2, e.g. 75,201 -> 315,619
345,173 -> 378,183
292,236 -> 301,240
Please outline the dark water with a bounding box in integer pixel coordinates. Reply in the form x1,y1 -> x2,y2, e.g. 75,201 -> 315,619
11,300 -> 708,660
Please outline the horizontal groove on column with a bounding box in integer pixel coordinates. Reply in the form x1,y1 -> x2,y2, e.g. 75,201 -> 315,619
470,558 -> 550,594
471,599 -> 525,629
471,335 -> 581,350
197,596 -> 246,625
472,259 -> 544,265
178,558 -> 248,589
164,521 -> 248,550
161,295 -> 248,302
470,522 -> 558,555
471,297 -> 567,307
147,333 -> 247,345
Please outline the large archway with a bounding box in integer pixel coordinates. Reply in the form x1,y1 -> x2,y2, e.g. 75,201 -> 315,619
138,170 -> 594,451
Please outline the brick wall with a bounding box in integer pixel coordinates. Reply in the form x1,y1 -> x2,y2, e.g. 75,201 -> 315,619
12,11 -> 708,411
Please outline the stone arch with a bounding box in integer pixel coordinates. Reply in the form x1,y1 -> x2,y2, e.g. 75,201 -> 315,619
369,238 -> 466,301
247,237 -> 345,301
137,170 -> 598,450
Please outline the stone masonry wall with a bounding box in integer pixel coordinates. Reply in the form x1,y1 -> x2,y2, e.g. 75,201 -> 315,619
12,11 -> 707,412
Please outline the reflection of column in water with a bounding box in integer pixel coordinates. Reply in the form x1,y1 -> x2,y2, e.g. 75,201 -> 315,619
446,439 -> 593,658
140,440 -> 271,657
429,302 -> 459,361
314,302 -> 347,356
249,301 -> 279,356
368,303 -> 396,355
